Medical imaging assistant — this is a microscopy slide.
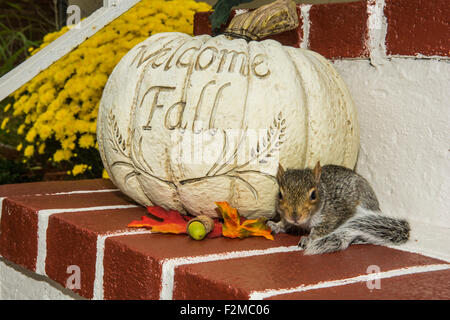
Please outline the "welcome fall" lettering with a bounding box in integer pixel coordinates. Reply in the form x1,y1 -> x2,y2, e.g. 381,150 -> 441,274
131,41 -> 271,79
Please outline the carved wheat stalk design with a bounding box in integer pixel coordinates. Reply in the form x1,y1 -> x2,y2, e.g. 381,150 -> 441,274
108,110 -> 128,158
180,112 -> 287,200
223,111 -> 286,175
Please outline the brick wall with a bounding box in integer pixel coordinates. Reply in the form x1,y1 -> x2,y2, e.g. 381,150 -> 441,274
194,0 -> 450,59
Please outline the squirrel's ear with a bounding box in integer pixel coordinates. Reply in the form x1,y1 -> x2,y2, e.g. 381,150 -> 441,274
313,161 -> 321,183
277,163 -> 285,182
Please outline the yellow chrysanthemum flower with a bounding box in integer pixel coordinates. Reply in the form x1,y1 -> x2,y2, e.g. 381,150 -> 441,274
7,0 -> 211,176
38,143 -> 46,155
78,134 -> 95,149
1,117 -> 9,130
102,169 -> 109,179
24,145 -> 35,158
71,164 -> 89,176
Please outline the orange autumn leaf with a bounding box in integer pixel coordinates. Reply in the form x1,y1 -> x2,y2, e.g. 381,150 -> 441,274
215,201 -> 274,240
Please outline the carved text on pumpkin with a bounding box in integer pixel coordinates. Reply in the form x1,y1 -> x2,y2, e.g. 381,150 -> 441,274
140,82 -> 232,131
132,43 -> 270,79
106,38 -> 283,203
107,107 -> 286,200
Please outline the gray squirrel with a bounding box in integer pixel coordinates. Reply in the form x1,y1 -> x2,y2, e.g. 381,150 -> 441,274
267,161 -> 410,255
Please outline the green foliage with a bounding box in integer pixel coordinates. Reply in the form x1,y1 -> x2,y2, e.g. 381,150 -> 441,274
0,157 -> 43,185
209,0 -> 254,33
0,22 -> 41,77
1,0 -> 211,184
0,1 -> 57,183
0,1 -> 57,77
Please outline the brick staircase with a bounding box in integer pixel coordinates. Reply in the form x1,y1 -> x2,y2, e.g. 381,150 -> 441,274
0,179 -> 449,299
1,0 -> 449,300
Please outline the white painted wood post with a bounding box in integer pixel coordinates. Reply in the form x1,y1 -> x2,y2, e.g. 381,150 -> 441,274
0,0 -> 141,102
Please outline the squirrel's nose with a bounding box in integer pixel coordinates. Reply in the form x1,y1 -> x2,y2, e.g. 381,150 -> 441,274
292,210 -> 298,222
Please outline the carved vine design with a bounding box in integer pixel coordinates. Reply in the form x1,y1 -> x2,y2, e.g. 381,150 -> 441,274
108,107 -> 286,201
107,109 -> 176,189
179,111 -> 287,200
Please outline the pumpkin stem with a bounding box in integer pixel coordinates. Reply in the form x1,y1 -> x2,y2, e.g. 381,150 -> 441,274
223,0 -> 299,41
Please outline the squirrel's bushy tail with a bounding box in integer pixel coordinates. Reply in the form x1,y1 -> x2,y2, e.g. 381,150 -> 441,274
347,212 -> 410,245
303,210 -> 410,255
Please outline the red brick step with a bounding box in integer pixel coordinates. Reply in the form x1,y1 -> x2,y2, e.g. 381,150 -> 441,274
45,206 -> 149,299
0,188 -> 136,272
267,269 -> 450,300
173,245 -> 447,299
0,179 -> 449,300
103,233 -> 299,299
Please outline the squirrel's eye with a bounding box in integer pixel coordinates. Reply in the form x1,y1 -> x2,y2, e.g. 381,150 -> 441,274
309,189 -> 317,202
278,191 -> 283,200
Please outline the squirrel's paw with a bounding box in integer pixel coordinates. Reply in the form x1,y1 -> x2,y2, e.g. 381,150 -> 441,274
298,236 -> 310,249
303,234 -> 347,255
267,221 -> 285,234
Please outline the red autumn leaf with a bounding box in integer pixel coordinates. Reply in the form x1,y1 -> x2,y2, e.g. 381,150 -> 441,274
128,206 -> 189,234
128,206 -> 223,238
215,201 -> 274,240
208,220 -> 223,238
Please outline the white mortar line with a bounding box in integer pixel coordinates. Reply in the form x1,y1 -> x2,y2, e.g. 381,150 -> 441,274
0,197 -> 4,229
0,197 -> 4,257
159,245 -> 302,300
92,229 -> 152,300
387,243 -> 450,263
0,188 -> 118,198
367,0 -> 387,66
299,4 -> 311,49
249,263 -> 450,300
38,188 -> 119,196
0,188 -> 117,244
35,204 -> 138,275
0,0 -> 141,102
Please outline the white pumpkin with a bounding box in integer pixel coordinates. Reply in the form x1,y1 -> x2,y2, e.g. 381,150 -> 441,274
97,32 -> 359,219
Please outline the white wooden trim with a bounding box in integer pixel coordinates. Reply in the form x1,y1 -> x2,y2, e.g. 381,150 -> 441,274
0,0 -> 141,102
